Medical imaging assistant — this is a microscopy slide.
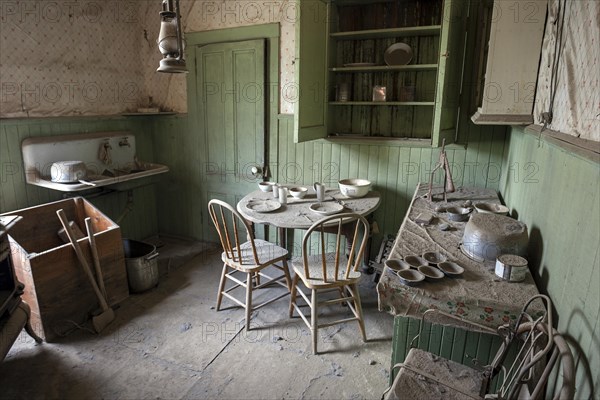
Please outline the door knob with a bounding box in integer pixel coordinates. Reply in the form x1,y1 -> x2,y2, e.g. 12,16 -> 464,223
251,166 -> 262,176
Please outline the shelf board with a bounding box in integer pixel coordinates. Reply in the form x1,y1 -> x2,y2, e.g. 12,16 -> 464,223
332,0 -> 400,5
330,64 -> 438,73
324,135 -> 432,147
121,112 -> 176,116
329,101 -> 435,106
330,25 -> 441,40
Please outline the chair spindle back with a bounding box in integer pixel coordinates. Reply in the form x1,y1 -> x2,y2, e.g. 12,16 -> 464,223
301,213 -> 369,283
208,199 -> 259,265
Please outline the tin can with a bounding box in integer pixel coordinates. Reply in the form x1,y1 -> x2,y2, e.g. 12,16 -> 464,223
495,254 -> 528,282
336,83 -> 350,102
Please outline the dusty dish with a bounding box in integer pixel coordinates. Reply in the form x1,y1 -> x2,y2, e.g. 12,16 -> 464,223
418,265 -> 445,281
51,161 -> 87,183
289,186 -> 308,199
397,269 -> 425,286
422,251 -> 447,265
404,255 -> 428,268
258,181 -> 276,192
309,202 -> 344,216
461,213 -> 528,262
446,206 -> 471,222
384,42 -> 413,66
438,261 -> 465,277
338,178 -> 371,198
474,202 -> 509,215
385,259 -> 410,272
245,199 -> 281,213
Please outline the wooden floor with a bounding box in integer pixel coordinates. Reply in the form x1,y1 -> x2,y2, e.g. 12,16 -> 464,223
1,238 -> 394,399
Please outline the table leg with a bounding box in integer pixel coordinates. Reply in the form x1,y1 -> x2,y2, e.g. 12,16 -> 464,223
278,227 -> 287,251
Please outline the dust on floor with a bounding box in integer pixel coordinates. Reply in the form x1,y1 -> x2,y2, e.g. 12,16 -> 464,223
1,237 -> 394,399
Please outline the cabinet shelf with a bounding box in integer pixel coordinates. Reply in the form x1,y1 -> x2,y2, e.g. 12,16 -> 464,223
121,112 -> 176,117
295,0 -> 463,146
330,64 -> 438,73
330,25 -> 441,40
329,101 -> 434,106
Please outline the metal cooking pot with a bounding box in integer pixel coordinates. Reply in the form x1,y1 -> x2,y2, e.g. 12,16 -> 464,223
461,213 -> 528,262
50,161 -> 87,183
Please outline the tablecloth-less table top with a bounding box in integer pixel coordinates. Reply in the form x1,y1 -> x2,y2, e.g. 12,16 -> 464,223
237,187 -> 381,229
377,183 -> 541,329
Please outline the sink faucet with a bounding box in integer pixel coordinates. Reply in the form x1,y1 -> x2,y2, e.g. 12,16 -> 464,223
99,140 -> 112,164
119,137 -> 131,147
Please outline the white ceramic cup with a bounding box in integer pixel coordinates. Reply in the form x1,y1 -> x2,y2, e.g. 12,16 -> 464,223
313,182 -> 326,202
278,187 -> 288,204
272,184 -> 280,198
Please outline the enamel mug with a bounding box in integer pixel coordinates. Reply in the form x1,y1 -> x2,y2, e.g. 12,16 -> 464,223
313,182 -> 326,202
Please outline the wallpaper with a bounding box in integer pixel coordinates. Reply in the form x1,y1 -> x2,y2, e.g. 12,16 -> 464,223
5,0 -> 596,132
139,0 -> 296,115
0,0 -> 296,118
533,0 -> 600,141
0,0 -> 145,117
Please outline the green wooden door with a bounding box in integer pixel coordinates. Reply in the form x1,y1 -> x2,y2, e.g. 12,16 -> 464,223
195,39 -> 266,239
294,0 -> 328,143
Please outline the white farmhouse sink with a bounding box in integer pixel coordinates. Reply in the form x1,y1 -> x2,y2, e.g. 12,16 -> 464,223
22,131 -> 169,192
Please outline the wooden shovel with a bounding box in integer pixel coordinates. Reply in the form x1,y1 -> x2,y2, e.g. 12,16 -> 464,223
57,209 -> 115,333
85,217 -> 107,299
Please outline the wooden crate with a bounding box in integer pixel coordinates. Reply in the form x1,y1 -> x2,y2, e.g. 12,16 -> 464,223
1,197 -> 128,341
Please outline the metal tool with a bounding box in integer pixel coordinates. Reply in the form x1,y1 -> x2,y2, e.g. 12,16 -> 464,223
426,138 -> 455,202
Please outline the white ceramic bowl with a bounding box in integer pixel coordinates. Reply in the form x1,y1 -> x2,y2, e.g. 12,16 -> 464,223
289,186 -> 308,199
397,269 -> 425,286
422,251 -> 447,265
446,206 -> 471,222
385,259 -> 410,272
418,265 -> 445,281
338,178 -> 371,198
474,202 -> 509,215
438,261 -> 465,277
404,255 -> 428,268
258,181 -> 276,192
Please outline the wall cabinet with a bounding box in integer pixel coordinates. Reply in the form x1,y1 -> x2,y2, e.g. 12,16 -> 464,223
294,0 -> 468,146
471,0 -> 547,125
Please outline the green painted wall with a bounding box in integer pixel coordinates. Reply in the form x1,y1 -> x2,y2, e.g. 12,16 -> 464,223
150,112 -> 507,252
0,116 -> 160,240
151,115 -> 200,239
500,126 -> 599,398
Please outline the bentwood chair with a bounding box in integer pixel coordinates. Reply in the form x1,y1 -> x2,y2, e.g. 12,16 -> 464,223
384,294 -> 575,400
289,213 -> 370,354
207,199 -> 292,330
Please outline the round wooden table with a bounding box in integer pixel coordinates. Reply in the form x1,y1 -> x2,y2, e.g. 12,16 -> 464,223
237,187 -> 381,270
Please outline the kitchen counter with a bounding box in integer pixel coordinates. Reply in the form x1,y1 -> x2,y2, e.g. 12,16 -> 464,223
377,183 -> 541,330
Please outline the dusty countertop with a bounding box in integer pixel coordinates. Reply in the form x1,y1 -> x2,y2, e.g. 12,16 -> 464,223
377,183 -> 541,330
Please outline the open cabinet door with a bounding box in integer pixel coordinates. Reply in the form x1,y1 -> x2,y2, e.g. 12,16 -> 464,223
294,0 -> 328,143
432,0 -> 468,147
